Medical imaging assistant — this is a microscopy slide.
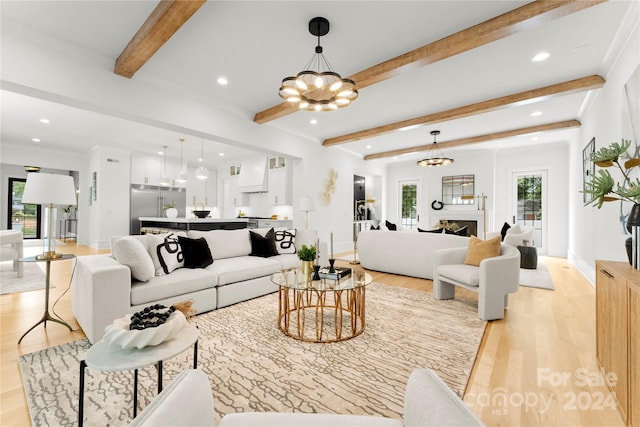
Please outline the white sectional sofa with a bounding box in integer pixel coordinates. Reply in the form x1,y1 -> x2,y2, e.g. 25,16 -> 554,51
357,230 -> 470,280
72,228 -> 319,343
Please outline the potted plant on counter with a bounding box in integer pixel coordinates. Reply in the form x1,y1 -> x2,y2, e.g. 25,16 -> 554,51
163,201 -> 178,218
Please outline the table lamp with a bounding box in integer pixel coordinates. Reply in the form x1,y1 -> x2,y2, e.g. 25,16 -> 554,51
299,196 -> 315,230
22,172 -> 77,259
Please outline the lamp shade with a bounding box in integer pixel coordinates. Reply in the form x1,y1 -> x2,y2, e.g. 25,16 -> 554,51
299,196 -> 316,212
22,173 -> 76,205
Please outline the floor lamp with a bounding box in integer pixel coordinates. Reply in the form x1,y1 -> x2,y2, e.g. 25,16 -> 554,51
22,173 -> 77,259
299,196 -> 315,230
461,193 -> 487,240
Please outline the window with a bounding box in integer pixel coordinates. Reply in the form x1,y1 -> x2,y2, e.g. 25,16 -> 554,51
399,180 -> 420,230
7,177 -> 41,238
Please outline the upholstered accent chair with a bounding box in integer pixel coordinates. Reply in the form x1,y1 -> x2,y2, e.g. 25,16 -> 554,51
0,230 -> 24,277
433,244 -> 520,321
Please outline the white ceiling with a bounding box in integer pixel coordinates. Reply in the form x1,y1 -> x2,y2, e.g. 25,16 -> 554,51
0,1 -> 636,169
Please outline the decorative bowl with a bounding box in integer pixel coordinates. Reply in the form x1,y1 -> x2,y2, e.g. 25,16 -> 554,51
193,210 -> 211,218
103,311 -> 186,349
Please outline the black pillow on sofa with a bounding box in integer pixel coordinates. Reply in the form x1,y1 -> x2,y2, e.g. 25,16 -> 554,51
249,228 -> 279,257
385,220 -> 397,231
418,227 -> 443,233
370,225 -> 380,230
500,222 -> 511,241
177,236 -> 213,268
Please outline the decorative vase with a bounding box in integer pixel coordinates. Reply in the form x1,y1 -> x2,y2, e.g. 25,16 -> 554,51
301,260 -> 314,285
165,208 -> 178,218
627,204 -> 640,269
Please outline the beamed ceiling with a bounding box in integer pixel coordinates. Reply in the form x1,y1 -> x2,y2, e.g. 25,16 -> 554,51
1,1 -> 636,168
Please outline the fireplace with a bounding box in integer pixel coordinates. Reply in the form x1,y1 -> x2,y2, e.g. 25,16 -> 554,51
437,219 -> 478,237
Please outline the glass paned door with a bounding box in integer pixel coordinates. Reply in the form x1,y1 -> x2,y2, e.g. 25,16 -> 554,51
512,171 -> 546,253
399,180 -> 419,230
7,178 -> 41,238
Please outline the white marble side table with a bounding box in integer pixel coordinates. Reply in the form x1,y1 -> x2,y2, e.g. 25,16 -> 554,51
78,324 -> 198,426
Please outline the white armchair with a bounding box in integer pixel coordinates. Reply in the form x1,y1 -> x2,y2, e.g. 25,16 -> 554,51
433,244 -> 520,321
0,230 -> 24,277
130,368 -> 485,426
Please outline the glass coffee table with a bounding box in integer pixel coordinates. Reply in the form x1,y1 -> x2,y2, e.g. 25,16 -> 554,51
271,268 -> 372,343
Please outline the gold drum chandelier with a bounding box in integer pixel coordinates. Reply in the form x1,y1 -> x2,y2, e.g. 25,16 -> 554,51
417,130 -> 454,167
279,17 -> 358,112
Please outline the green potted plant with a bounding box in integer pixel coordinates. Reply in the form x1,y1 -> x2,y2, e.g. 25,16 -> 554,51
297,245 -> 317,283
62,205 -> 76,219
584,139 -> 640,208
163,201 -> 178,218
584,139 -> 640,266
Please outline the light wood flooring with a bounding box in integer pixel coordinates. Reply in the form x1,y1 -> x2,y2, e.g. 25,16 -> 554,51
0,243 -> 626,426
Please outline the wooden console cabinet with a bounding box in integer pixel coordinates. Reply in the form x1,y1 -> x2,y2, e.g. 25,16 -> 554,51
596,260 -> 640,427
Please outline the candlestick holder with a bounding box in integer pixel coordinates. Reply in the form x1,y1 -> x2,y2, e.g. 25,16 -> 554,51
328,258 -> 336,273
312,264 -> 321,281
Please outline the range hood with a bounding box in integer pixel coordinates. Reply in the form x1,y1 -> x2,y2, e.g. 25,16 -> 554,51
237,157 -> 268,193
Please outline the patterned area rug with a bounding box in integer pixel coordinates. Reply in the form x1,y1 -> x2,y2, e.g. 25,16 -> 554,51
19,282 -> 486,426
0,260 -> 46,295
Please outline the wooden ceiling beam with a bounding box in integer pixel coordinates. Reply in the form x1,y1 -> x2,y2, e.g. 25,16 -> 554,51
323,75 -> 604,146
363,120 -> 581,160
253,0 -> 605,124
114,0 -> 206,79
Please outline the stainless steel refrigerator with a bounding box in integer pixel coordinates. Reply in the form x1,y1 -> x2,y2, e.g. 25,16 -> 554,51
130,184 -> 186,234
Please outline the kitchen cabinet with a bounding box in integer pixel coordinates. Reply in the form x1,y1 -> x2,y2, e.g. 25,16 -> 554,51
595,260 -> 639,426
229,174 -> 248,207
268,157 -> 292,205
131,155 -> 181,187
186,166 -> 217,209
256,219 -> 293,229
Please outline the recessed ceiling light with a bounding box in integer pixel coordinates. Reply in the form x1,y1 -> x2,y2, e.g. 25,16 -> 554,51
219,152 -> 225,156
158,150 -> 164,155
39,118 -> 50,124
217,77 -> 228,85
530,111 -> 543,117
531,52 -> 550,62
531,136 -> 539,141
366,145 -> 372,149
310,119 -> 318,125
32,138 -> 40,142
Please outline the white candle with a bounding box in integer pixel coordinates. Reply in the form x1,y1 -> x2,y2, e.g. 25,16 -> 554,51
330,232 -> 334,259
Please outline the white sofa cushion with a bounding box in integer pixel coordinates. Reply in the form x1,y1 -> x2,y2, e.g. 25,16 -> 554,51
130,268 -> 218,306
221,413 -> 402,427
206,255 -> 281,286
188,229 -> 251,260
436,264 -> 480,287
112,237 -> 155,282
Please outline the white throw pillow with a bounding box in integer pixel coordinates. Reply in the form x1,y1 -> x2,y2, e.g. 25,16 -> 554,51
274,229 -> 296,254
507,224 -> 522,235
112,237 -> 155,282
148,232 -> 185,276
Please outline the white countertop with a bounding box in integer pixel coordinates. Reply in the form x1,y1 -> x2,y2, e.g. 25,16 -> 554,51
139,217 -> 249,223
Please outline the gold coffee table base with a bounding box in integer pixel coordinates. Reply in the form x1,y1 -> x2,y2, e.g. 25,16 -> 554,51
278,285 -> 366,343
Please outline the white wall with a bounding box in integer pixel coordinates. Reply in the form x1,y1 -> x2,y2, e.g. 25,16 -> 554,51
570,19 -> 640,283
385,149 -> 494,230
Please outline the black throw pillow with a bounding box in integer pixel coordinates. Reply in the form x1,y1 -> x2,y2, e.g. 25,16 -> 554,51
418,227 -> 443,233
500,222 -> 511,241
370,225 -> 380,230
177,236 -> 213,268
385,220 -> 397,231
249,228 -> 279,257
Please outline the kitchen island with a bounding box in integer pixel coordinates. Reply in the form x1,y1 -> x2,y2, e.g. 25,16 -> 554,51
138,217 -> 249,233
